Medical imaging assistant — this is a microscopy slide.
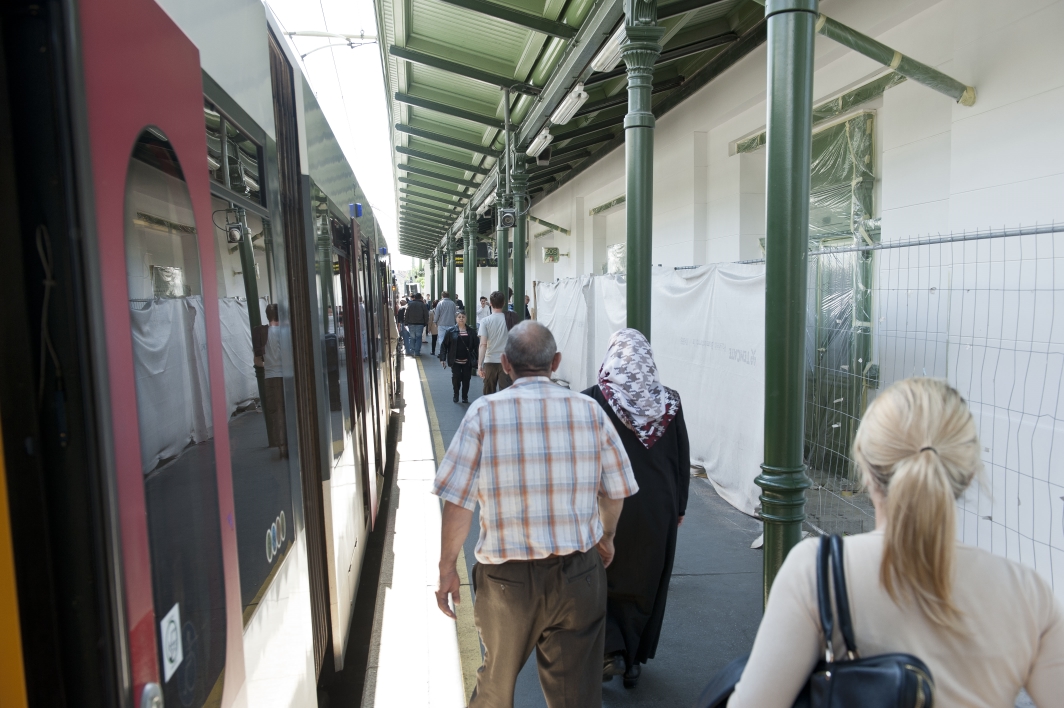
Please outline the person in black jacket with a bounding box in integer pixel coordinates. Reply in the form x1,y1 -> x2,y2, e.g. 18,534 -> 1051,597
583,328 -> 690,689
438,311 -> 479,403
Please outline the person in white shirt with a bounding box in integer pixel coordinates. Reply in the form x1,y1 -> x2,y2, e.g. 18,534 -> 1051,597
476,295 -> 491,324
477,291 -> 512,394
262,303 -> 287,459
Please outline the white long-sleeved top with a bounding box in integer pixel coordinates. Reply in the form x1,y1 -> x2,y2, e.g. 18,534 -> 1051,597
729,530 -> 1064,708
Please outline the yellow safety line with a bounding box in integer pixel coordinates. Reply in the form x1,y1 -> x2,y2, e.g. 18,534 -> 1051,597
0,419 -> 28,707
416,358 -> 480,702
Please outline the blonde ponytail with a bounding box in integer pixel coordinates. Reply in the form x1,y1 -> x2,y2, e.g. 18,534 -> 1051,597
852,378 -> 981,630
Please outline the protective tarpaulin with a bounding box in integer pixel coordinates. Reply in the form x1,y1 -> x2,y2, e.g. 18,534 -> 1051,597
535,264 -> 766,515
651,265 -> 765,515
218,298 -> 260,416
535,276 -> 590,390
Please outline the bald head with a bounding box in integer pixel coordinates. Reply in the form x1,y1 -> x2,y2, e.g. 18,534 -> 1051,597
503,321 -> 558,377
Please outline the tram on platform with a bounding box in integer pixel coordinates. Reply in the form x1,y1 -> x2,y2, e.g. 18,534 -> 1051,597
0,0 -> 398,705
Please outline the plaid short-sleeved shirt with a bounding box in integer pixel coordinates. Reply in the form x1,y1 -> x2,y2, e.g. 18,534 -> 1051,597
432,376 -> 638,564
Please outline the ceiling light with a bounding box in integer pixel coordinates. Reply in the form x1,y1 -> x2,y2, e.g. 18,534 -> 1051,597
526,127 -> 554,158
550,83 -> 589,126
590,25 -> 625,73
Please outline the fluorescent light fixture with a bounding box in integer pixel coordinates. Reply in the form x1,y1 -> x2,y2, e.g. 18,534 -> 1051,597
550,83 -> 589,125
590,25 -> 625,73
484,191 -> 497,207
525,127 -> 554,158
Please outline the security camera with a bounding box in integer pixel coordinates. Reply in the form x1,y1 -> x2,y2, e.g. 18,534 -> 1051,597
498,207 -> 517,229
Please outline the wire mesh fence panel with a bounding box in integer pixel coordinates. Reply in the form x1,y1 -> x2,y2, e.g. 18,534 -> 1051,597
801,224 -> 1064,597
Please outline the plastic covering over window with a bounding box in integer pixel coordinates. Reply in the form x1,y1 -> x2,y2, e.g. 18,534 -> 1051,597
803,113 -> 878,534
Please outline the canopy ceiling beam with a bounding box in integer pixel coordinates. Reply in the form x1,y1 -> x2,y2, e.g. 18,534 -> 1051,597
550,133 -> 616,157
402,213 -> 453,228
389,46 -> 541,96
575,76 -> 684,118
553,117 -> 621,142
399,187 -> 468,205
398,164 -> 481,188
585,32 -> 738,86
395,123 -> 499,156
659,0 -> 732,21
399,196 -> 463,213
398,176 -> 471,198
397,146 -> 490,175
437,0 -> 577,39
394,92 -> 505,130
401,208 -> 453,224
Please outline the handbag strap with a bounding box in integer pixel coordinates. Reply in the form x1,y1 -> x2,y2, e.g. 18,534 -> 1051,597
816,535 -> 834,662
829,534 -> 860,659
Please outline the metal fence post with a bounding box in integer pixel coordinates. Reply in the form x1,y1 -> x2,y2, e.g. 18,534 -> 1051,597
512,155 -> 528,321
622,0 -> 664,340
755,0 -> 817,605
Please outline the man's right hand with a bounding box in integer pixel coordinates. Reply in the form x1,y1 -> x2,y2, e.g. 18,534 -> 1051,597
595,534 -> 615,568
477,367 -> 484,378
436,566 -> 461,619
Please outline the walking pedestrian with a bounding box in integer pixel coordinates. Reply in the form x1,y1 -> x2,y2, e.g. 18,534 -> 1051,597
583,328 -> 689,688
435,290 -> 457,333
476,295 -> 491,323
404,292 -> 428,356
433,321 -> 639,708
396,298 -> 409,353
428,299 -> 439,355
727,378 -> 1064,707
477,291 -> 512,394
438,311 -> 479,403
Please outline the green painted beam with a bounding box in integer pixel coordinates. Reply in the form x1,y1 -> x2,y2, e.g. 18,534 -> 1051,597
401,208 -> 452,224
389,46 -> 541,96
552,118 -> 621,142
396,146 -> 489,175
402,215 -> 453,230
394,92 -> 504,131
398,176 -> 471,198
659,0 -> 732,20
550,133 -> 616,156
399,187 -> 467,205
585,32 -> 738,86
437,0 -> 577,39
575,76 -> 684,118
395,123 -> 498,156
398,164 -> 481,189
400,196 -> 462,214
529,151 -> 590,172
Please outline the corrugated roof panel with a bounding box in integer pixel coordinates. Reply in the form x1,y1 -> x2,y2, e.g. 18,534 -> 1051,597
683,0 -> 744,26
407,64 -> 503,106
409,0 -> 532,67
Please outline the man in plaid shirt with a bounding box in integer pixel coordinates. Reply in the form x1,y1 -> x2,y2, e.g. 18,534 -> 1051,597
433,320 -> 638,707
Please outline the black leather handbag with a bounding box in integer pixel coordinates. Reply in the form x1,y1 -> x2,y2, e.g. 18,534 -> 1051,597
694,534 -> 935,708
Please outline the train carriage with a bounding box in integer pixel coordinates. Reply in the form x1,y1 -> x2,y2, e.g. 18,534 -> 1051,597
0,0 -> 397,705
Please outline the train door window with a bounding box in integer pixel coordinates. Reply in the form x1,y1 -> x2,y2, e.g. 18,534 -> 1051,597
123,128 -> 226,706
209,192 -> 296,618
203,99 -> 263,205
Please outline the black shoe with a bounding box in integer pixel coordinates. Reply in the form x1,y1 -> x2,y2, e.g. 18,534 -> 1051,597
623,662 -> 640,689
462,397 -> 469,403
453,393 -> 459,403
603,653 -> 625,682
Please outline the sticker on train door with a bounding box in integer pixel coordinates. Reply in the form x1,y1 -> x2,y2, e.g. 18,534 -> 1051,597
159,602 -> 184,682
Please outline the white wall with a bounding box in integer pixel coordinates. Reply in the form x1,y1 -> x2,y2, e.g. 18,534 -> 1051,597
529,0 -> 1064,265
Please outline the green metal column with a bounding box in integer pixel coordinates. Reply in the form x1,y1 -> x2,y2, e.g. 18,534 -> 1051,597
755,0 -> 817,605
622,0 -> 664,340
464,218 -> 478,328
429,255 -> 436,300
447,233 -> 457,298
496,197 -> 509,296
511,156 -> 528,322
236,208 -> 266,403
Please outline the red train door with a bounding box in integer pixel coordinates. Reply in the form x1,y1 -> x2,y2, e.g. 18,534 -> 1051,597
78,0 -> 244,706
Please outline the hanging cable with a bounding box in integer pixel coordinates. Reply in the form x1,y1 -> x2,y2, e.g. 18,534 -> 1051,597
36,224 -> 68,446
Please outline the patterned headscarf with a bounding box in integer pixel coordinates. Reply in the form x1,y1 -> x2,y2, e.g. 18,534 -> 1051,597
597,328 -> 681,449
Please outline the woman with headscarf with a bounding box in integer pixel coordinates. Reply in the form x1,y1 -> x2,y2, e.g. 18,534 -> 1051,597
583,328 -> 690,689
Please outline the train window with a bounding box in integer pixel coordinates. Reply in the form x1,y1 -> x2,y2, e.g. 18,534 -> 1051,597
124,128 -> 226,706
204,99 -> 263,205
209,192 -> 297,619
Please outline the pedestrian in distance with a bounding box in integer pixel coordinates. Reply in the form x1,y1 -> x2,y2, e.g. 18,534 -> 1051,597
433,321 -> 639,708
524,294 -> 532,320
477,290 -> 513,394
428,299 -> 439,355
396,298 -> 409,353
584,328 -> 690,688
476,295 -> 491,323
727,377 -> 1064,708
435,290 -> 457,332
404,292 -> 429,357
438,311 -> 479,403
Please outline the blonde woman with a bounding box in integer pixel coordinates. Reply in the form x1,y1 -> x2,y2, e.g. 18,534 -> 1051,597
729,378 -> 1063,707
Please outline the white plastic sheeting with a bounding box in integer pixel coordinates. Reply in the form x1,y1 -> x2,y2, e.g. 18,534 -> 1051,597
129,296 -> 262,473
535,263 -> 767,516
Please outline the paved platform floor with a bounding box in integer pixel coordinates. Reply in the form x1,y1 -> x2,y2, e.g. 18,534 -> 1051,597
416,345 -> 765,707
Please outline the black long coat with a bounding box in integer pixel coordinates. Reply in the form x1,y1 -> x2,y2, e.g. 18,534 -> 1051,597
583,384 -> 690,665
